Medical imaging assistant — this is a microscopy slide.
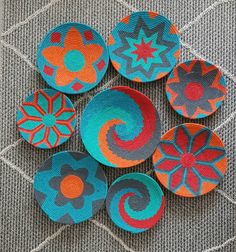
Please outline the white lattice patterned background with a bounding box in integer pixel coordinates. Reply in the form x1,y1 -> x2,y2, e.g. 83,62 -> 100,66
0,0 -> 235,251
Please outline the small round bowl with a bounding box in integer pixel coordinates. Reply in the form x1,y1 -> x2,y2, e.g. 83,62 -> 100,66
152,123 -> 227,197
37,23 -> 109,94
16,89 -> 76,149
106,173 -> 165,233
108,11 -> 180,82
34,151 -> 108,224
166,59 -> 227,119
80,86 -> 161,168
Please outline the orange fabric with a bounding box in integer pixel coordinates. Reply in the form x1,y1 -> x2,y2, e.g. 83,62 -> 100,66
108,35 -> 115,46
201,182 -> 217,195
185,123 -> 204,136
148,11 -> 159,18
132,77 -> 142,82
152,147 -> 163,164
175,185 -> 193,197
60,175 -> 84,199
121,15 -> 130,24
174,49 -> 181,60
214,157 -> 227,174
170,24 -> 179,35
156,71 -> 168,79
111,60 -> 120,71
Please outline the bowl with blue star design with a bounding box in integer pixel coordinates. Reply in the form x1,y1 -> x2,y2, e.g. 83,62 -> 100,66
108,11 -> 180,82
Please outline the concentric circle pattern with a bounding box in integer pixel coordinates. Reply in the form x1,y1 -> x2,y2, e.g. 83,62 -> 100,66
37,23 -> 109,94
108,11 -> 180,82
106,173 -> 165,233
16,89 -> 76,148
153,123 -> 227,197
166,59 -> 227,119
34,151 -> 108,224
80,86 -> 161,168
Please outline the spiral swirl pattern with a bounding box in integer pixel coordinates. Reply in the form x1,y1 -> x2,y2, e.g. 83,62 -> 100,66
80,86 -> 161,168
106,173 -> 165,233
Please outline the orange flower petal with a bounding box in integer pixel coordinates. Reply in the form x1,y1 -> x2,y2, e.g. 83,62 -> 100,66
82,44 -> 103,63
76,64 -> 97,84
55,67 -> 76,86
42,46 -> 64,66
64,27 -> 83,50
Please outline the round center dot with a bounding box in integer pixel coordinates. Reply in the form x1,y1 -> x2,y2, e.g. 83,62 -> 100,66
64,50 -> 85,72
184,82 -> 204,101
60,175 -> 84,199
181,153 -> 196,169
42,114 -> 56,127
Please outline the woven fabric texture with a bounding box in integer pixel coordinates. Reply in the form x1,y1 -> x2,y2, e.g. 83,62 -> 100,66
0,0 -> 235,251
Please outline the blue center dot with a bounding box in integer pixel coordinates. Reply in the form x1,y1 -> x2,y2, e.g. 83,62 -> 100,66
64,50 -> 85,72
42,114 -> 56,127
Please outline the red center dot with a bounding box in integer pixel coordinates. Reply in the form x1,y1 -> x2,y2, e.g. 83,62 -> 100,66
180,153 -> 196,168
184,82 -> 204,101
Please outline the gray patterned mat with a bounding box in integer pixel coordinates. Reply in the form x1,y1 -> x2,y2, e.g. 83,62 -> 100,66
0,0 -> 235,251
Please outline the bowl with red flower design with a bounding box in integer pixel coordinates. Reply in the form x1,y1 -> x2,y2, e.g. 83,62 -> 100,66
152,123 -> 227,197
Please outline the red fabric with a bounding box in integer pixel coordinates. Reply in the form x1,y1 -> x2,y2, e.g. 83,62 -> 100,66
50,32 -> 61,43
158,159 -> 180,171
186,168 -> 199,193
84,30 -> 94,40
159,142 -> 180,157
191,130 -> 209,153
175,126 -> 189,153
131,39 -> 156,63
184,82 -> 204,101
97,60 -> 106,71
72,82 -> 83,91
43,65 -> 54,76
196,149 -> 224,162
170,167 -> 184,190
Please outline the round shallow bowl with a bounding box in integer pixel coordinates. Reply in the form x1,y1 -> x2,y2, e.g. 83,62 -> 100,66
106,173 -> 165,233
16,89 -> 76,149
166,59 -> 227,119
37,23 -> 109,94
108,11 -> 180,82
152,123 -> 227,197
80,86 -> 161,168
34,151 -> 108,224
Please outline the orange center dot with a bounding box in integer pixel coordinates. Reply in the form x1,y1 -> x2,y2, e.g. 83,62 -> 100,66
60,175 -> 84,199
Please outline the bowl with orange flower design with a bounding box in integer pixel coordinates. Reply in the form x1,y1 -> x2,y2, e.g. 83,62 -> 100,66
37,23 -> 109,94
